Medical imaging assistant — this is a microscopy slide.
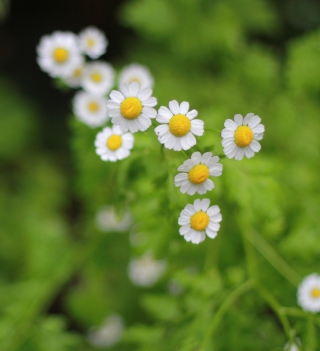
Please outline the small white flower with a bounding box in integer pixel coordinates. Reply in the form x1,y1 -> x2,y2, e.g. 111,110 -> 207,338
107,82 -> 157,133
128,253 -> 166,287
178,199 -> 222,244
78,26 -> 108,59
174,152 -> 222,195
155,100 -> 204,151
37,31 -> 83,78
95,125 -> 134,162
73,91 -> 109,128
87,314 -> 124,348
221,113 -> 265,161
284,339 -> 301,351
63,61 -> 84,88
297,273 -> 320,313
95,206 -> 132,232
118,63 -> 154,90
81,61 -> 115,95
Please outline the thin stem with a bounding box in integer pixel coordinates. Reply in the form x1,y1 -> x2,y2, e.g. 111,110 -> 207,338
205,128 -> 221,134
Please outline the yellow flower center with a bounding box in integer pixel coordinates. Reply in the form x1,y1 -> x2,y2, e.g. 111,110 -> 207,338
169,114 -> 191,137
73,68 -> 82,78
120,97 -> 142,119
53,47 -> 68,63
235,126 -> 254,147
129,77 -> 141,84
188,164 -> 209,184
311,288 -> 320,298
87,38 -> 95,47
88,102 -> 99,112
190,211 -> 209,231
91,72 -> 102,83
107,134 -> 122,151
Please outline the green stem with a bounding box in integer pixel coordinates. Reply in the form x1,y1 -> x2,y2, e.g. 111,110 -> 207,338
205,128 -> 221,134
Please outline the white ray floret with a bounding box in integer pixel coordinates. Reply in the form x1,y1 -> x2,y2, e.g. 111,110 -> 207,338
174,152 -> 222,195
178,199 -> 222,244
155,100 -> 204,151
37,31 -> 83,78
95,125 -> 134,162
221,113 -> 265,161
297,273 -> 320,313
118,63 -> 154,90
78,26 -> 108,59
73,91 -> 109,128
107,82 -> 157,133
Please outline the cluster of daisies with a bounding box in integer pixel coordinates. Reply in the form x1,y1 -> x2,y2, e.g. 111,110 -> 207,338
36,27 -> 266,246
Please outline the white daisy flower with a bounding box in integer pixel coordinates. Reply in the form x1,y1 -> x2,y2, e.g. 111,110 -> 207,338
174,152 -> 223,195
36,31 -> 83,78
81,61 -> 115,95
128,253 -> 167,287
221,113 -> 265,161
178,199 -> 222,244
73,91 -> 109,128
95,206 -> 132,232
284,339 -> 301,351
79,26 -> 108,59
154,100 -> 204,151
87,314 -> 124,348
63,61 -> 84,88
95,125 -> 134,162
118,63 -> 154,90
107,82 -> 157,133
297,273 -> 320,313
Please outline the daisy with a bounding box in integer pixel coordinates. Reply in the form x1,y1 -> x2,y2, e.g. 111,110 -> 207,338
78,26 -> 108,59
63,61 -> 84,88
174,152 -> 223,195
128,253 -> 167,287
118,63 -> 154,90
81,61 -> 115,95
154,100 -> 204,151
107,82 -> 157,133
297,273 -> 320,313
178,199 -> 222,244
95,125 -> 134,162
95,206 -> 132,232
37,31 -> 83,78
221,113 -> 265,161
73,91 -> 109,128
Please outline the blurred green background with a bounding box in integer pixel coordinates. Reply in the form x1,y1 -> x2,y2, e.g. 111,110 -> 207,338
1,0 -> 320,350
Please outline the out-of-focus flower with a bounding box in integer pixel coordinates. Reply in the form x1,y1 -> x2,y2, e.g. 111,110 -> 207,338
107,82 -> 157,133
79,26 -> 108,59
221,113 -> 264,161
95,206 -> 132,232
73,91 -> 109,128
297,273 -> 320,313
174,152 -> 222,195
155,100 -> 204,151
87,314 -> 124,348
284,338 -> 302,351
81,61 -> 115,95
37,31 -> 83,78
63,62 -> 84,88
95,125 -> 134,162
178,199 -> 222,244
118,63 -> 154,90
128,253 -> 166,287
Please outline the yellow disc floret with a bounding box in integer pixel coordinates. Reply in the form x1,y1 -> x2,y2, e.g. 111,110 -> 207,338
91,72 -> 102,83
88,102 -> 99,112
107,134 -> 122,151
169,114 -> 191,137
311,288 -> 320,298
129,77 -> 141,84
190,211 -> 209,231
188,164 -> 209,184
87,38 -> 95,47
235,126 -> 254,147
120,97 -> 142,119
53,48 -> 68,63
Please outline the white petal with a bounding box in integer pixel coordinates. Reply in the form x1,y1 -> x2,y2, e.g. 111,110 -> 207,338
180,101 -> 189,115
169,100 -> 180,114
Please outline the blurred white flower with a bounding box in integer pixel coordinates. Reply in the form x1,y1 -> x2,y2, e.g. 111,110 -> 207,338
73,91 -> 109,128
95,206 -> 132,232
128,253 -> 166,287
79,26 -> 108,59
37,31 -> 83,78
284,338 -> 301,351
221,113 -> 264,161
63,61 -> 84,88
118,63 -> 154,90
81,61 -> 115,95
87,314 -> 124,348
297,273 -> 320,313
